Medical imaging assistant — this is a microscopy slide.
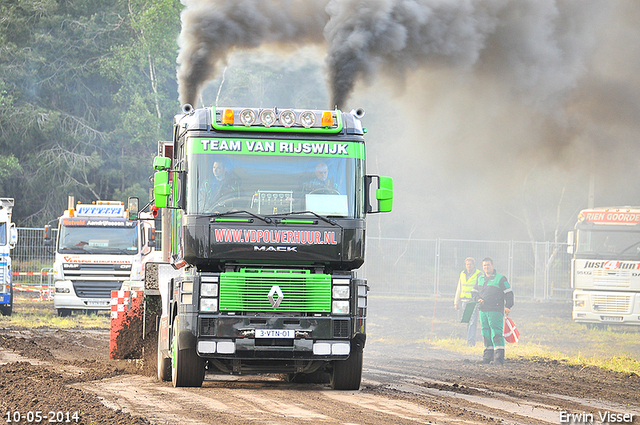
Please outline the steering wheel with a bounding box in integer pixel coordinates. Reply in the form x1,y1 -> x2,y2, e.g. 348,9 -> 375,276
309,188 -> 340,195
210,196 -> 250,212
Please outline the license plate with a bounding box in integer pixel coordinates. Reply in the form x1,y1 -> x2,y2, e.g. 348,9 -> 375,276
255,329 -> 294,339
601,316 -> 623,322
87,301 -> 108,307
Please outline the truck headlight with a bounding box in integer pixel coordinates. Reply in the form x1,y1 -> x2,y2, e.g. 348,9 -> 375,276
200,298 -> 218,312
574,300 -> 585,308
332,285 -> 350,299
201,283 -> 218,297
332,300 -> 349,314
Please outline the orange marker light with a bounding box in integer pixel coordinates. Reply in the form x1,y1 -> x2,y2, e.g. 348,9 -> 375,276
222,109 -> 235,125
321,112 -> 334,127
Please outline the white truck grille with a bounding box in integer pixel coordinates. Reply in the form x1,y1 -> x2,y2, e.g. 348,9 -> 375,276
591,294 -> 631,314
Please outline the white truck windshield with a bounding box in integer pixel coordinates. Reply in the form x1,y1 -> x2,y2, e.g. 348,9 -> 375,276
576,228 -> 640,259
58,222 -> 139,254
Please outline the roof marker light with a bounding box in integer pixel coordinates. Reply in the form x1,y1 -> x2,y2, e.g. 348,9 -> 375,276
300,111 -> 316,128
260,109 -> 276,127
321,111 -> 333,127
280,110 -> 296,128
222,109 -> 235,125
240,109 -> 257,126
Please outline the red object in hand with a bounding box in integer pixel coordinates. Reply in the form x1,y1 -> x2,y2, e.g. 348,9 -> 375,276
504,317 -> 520,343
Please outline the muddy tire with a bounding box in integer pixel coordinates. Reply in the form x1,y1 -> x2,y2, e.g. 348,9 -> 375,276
330,341 -> 363,390
157,330 -> 171,382
171,318 -> 205,387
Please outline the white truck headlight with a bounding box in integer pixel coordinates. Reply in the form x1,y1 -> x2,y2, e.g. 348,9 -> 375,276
201,283 -> 218,297
332,285 -> 350,299
200,298 -> 218,312
332,300 -> 349,314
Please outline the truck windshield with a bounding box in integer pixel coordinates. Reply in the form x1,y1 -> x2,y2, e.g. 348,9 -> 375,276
576,228 -> 640,259
57,221 -> 139,254
0,222 -> 5,245
186,153 -> 363,218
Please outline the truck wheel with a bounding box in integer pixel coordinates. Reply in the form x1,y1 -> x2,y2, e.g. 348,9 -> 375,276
330,342 -> 363,390
171,318 -> 205,387
157,330 -> 171,382
57,309 -> 71,317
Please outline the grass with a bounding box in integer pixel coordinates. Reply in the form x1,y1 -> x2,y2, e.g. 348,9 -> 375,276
369,296 -> 640,376
430,322 -> 640,376
0,297 -> 110,329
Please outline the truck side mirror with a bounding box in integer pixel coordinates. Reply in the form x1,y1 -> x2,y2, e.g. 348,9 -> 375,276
128,197 -> 139,221
9,223 -> 17,249
567,230 -> 574,255
154,171 -> 170,208
365,175 -> 394,214
43,224 -> 52,247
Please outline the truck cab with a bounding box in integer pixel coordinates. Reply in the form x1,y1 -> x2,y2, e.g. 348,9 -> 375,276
45,198 -> 156,316
0,198 -> 18,316
150,106 -> 393,389
568,207 -> 640,326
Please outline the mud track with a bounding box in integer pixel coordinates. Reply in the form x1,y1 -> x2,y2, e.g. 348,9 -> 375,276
1,297 -> 639,424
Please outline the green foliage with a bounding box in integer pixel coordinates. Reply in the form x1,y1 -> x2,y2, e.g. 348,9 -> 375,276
0,0 -> 182,225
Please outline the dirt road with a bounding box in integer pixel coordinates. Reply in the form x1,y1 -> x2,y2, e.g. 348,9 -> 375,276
1,296 -> 639,425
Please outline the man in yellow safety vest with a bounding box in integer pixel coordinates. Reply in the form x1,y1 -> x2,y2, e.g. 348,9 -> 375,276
454,257 -> 481,346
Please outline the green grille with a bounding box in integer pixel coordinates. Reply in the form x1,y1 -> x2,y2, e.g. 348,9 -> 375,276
219,269 -> 331,313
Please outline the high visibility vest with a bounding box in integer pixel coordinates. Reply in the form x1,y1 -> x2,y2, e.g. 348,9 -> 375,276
459,269 -> 481,299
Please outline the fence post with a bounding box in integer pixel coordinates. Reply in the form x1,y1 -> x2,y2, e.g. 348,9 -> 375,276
434,238 -> 440,296
508,240 -> 514,284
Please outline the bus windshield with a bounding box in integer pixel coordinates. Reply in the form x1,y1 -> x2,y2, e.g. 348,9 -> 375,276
57,220 -> 139,254
575,228 -> 640,259
186,153 -> 363,218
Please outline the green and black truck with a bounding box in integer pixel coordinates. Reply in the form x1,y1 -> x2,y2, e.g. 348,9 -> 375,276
147,105 -> 393,389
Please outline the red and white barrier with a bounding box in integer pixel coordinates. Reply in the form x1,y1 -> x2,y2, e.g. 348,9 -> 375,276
109,290 -> 144,359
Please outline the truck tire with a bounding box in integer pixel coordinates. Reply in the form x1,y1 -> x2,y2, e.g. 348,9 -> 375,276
330,341 -> 363,390
157,330 -> 171,382
171,317 -> 205,387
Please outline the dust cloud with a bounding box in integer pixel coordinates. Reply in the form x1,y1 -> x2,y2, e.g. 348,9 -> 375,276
177,0 -> 640,241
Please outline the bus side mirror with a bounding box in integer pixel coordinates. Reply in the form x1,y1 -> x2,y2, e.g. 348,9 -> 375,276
365,175 -> 394,214
9,223 -> 17,249
567,230 -> 574,255
128,197 -> 139,221
44,224 -> 52,247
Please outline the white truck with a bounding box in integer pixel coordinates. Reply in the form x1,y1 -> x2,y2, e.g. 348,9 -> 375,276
567,207 -> 640,327
45,198 -> 156,316
0,198 -> 18,316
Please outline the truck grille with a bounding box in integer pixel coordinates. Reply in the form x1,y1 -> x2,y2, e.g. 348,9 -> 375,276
333,319 -> 350,338
591,294 -> 631,314
73,280 -> 123,298
219,269 -> 331,313
593,269 -> 631,287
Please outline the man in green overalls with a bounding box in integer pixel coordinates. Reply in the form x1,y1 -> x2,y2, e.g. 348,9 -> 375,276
472,257 -> 514,365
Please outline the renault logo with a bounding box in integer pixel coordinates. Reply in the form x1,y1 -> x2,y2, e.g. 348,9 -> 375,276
268,286 -> 284,308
